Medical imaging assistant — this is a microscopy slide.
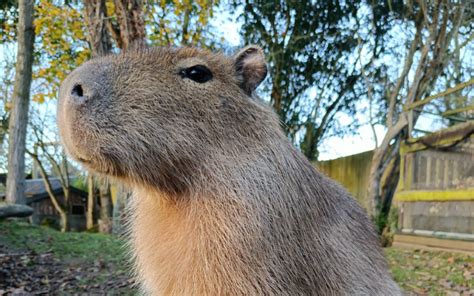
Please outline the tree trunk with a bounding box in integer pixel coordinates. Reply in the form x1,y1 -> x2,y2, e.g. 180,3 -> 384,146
5,0 -> 35,205
59,211 -> 69,233
0,203 -> 33,218
367,116 -> 407,218
99,180 -> 113,233
84,0 -> 112,57
112,185 -> 128,235
181,5 -> 191,46
301,121 -> 319,161
86,174 -> 95,230
28,151 -> 69,232
0,117 -> 8,152
111,0 -> 146,49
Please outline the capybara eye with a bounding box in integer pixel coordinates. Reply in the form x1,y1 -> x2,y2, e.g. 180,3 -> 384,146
180,65 -> 213,83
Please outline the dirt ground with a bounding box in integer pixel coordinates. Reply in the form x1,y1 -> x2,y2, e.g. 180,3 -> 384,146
0,248 -> 135,295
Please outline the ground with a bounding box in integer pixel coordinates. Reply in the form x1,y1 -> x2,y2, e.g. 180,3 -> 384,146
0,221 -> 472,295
0,220 -> 134,295
386,248 -> 473,295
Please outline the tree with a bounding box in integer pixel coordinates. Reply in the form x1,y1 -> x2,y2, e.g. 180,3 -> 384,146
28,147 -> 70,232
98,178 -> 113,233
107,0 -> 146,49
367,0 -> 469,226
85,0 -> 151,52
237,0 -> 384,160
84,0 -> 112,56
84,0 -> 145,52
26,110 -> 73,232
0,0 -> 18,43
86,173 -> 95,230
112,185 -> 129,235
0,47 -> 16,170
5,0 -> 35,204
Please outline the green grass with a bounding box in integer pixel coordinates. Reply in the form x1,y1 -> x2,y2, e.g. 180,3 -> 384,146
0,220 -> 127,265
1,220 -> 473,294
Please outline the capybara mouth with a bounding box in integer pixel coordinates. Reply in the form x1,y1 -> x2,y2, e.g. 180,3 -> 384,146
77,156 -> 92,164
75,154 -> 116,176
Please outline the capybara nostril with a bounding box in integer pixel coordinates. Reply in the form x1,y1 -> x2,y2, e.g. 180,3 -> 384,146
71,84 -> 84,97
68,82 -> 94,105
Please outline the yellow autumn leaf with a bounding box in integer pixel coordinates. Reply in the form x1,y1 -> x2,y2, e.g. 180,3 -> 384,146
33,94 -> 46,104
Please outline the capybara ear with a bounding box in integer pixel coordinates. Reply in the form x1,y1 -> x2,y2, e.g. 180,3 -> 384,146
234,45 -> 267,95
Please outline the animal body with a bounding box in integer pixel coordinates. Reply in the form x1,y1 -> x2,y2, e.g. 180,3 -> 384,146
57,45 -> 400,295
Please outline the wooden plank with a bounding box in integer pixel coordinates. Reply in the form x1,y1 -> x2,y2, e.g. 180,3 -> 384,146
443,158 -> 449,189
442,104 -> 474,116
426,157 -> 432,188
407,153 -> 414,190
394,189 -> 474,201
394,234 -> 474,253
404,79 -> 474,111
435,157 -> 442,190
393,241 -> 474,255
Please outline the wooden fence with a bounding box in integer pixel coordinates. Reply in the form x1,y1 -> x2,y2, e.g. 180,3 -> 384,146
316,150 -> 373,210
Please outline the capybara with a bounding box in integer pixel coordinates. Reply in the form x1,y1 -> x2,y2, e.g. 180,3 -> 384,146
57,45 -> 400,295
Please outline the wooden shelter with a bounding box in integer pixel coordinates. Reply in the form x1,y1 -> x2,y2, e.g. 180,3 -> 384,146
23,178 -> 90,231
394,122 -> 474,251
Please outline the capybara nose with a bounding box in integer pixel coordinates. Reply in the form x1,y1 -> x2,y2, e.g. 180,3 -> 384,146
59,62 -> 107,108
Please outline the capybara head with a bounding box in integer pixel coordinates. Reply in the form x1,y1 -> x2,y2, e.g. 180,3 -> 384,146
57,46 -> 273,193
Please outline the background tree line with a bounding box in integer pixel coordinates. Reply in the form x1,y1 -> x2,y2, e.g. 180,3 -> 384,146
1,0 -> 472,234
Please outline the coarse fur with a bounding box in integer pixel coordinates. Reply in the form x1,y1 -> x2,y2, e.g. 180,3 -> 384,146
57,46 -> 401,295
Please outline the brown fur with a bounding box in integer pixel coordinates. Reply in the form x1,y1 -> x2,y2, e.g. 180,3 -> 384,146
57,46 -> 400,295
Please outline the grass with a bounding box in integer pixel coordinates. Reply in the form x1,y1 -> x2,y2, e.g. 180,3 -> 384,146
1,220 -> 473,295
0,220 -> 127,265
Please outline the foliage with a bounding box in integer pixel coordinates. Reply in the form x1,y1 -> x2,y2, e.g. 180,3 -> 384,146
33,0 -> 90,103
71,174 -> 88,192
379,205 -> 399,247
237,0 -> 386,160
0,0 -> 17,42
145,0 -> 219,48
